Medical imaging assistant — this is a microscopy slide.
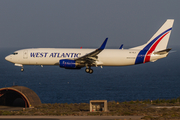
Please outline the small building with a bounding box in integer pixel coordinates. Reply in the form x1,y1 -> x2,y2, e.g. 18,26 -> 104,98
0,86 -> 41,108
90,100 -> 108,112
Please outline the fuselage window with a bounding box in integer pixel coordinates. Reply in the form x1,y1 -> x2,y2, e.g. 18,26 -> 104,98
12,53 -> 18,55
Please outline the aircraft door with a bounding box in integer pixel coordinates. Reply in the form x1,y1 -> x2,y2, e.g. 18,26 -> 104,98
23,50 -> 28,59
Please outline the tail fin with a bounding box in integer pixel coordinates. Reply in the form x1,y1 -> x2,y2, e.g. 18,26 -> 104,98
131,19 -> 174,51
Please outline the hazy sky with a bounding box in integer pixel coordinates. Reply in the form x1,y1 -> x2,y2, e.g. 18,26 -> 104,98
1,0 -> 180,49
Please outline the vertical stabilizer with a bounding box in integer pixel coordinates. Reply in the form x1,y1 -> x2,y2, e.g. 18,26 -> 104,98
131,19 -> 174,51
134,19 -> 174,64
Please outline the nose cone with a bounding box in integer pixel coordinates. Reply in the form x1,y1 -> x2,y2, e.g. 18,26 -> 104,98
5,55 -> 12,62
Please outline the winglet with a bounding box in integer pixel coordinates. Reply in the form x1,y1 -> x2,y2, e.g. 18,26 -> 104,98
98,38 -> 108,50
119,44 -> 123,49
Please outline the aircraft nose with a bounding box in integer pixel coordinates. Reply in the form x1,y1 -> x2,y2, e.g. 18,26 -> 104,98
5,55 -> 12,62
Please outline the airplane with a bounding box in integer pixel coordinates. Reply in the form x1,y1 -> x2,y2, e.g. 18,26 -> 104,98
5,19 -> 174,74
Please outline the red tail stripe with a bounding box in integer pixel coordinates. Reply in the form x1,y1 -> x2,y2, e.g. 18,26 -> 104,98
144,32 -> 169,63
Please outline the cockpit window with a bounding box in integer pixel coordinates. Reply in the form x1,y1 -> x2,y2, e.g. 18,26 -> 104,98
12,52 -> 18,55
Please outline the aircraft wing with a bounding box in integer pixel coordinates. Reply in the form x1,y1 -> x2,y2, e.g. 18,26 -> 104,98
119,44 -> 123,49
75,38 -> 108,66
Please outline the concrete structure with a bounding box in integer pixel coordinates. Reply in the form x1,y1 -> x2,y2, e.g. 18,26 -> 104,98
90,100 -> 108,112
0,86 -> 41,108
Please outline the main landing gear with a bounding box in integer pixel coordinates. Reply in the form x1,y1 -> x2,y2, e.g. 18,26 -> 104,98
85,68 -> 93,74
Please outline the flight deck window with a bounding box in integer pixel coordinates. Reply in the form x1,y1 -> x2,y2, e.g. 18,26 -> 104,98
12,53 -> 18,55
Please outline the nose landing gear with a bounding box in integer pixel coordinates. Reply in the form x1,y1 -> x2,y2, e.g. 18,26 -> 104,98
21,68 -> 24,72
20,66 -> 24,72
14,64 -> 24,72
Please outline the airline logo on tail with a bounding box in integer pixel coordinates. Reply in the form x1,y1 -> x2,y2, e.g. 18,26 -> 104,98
135,19 -> 174,64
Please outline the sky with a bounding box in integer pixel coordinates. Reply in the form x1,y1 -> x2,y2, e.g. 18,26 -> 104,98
0,0 -> 180,49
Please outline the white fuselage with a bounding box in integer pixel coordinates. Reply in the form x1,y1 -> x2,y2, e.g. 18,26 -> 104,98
4,20 -> 174,73
5,48 -> 167,67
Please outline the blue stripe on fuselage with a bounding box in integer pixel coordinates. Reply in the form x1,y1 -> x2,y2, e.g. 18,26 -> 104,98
135,50 -> 147,64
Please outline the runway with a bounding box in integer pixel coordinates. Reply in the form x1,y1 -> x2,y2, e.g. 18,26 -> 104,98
0,116 -> 143,120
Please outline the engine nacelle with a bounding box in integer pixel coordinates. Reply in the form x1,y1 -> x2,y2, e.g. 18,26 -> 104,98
59,59 -> 81,69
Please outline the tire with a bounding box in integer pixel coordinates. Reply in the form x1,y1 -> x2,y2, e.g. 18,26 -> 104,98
85,68 -> 90,73
21,68 -> 24,72
89,69 -> 93,74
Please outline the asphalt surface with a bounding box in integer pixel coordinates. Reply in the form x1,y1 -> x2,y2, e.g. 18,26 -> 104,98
0,116 -> 143,120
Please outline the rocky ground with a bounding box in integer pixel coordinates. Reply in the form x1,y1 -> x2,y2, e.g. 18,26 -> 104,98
1,99 -> 180,120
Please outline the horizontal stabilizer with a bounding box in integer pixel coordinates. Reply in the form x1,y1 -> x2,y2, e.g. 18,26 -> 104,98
153,48 -> 171,55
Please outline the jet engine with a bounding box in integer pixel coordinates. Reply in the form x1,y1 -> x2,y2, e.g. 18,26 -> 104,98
59,59 -> 81,69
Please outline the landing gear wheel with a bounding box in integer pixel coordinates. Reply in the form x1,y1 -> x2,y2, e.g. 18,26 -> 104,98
85,68 -> 90,73
85,68 -> 93,74
89,69 -> 93,74
21,68 -> 24,72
